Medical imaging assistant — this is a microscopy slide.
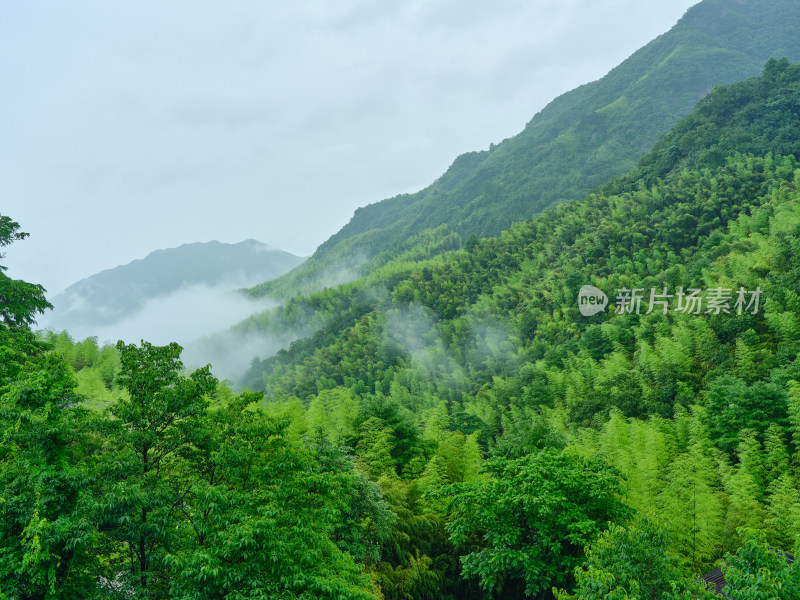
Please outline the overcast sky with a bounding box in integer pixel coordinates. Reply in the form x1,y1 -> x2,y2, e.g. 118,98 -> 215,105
2,0 -> 698,294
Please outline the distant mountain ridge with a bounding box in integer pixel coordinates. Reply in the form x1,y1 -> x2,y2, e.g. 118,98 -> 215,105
46,240 -> 304,334
248,0 -> 800,299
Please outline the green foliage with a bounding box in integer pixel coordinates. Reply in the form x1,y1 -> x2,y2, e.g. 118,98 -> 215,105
38,331 -> 125,410
629,57 -> 800,189
722,529 -> 800,599
764,473 -> 800,553
0,215 -> 52,328
373,554 -> 443,600
433,449 -> 631,597
357,417 -> 398,479
164,402 -> 379,600
8,45 -> 800,600
0,217 -> 99,598
556,519 -> 712,600
703,376 -> 788,453
90,341 -> 217,595
199,62 -> 800,595
0,352 -> 98,599
2,234 -> 384,600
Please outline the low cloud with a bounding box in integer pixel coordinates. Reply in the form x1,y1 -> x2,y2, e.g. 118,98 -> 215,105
383,304 -> 468,389
41,282 -> 277,356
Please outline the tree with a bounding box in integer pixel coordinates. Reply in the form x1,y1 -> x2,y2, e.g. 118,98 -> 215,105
703,376 -> 788,453
433,449 -> 631,597
0,216 -> 97,598
788,381 -> 800,461
0,215 -> 52,329
764,473 -> 800,553
659,410 -> 724,571
556,519 -> 713,600
724,431 -> 767,546
96,341 -> 216,596
722,529 -> 800,599
0,353 -> 99,599
0,216 -> 52,390
307,387 -> 359,443
356,417 -> 397,479
163,398 -> 380,600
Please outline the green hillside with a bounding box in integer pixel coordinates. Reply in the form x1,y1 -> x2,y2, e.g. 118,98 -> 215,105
248,0 -> 800,300
4,41 -> 800,600
241,57 -> 800,392
231,60 -> 800,596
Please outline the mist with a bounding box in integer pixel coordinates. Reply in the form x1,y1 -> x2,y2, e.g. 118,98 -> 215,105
39,282 -> 277,354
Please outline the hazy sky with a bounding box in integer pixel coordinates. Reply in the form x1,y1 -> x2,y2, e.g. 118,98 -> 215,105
2,0 -> 698,294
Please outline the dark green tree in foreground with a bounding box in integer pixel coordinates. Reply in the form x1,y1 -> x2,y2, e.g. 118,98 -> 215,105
0,215 -> 97,598
556,519 -> 714,600
0,215 -> 51,329
433,449 -> 631,598
722,529 -> 800,600
163,399 -> 378,600
96,342 -> 379,599
96,340 -> 217,595
0,214 -> 381,599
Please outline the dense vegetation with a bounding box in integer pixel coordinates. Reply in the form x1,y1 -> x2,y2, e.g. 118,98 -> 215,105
1,237 -> 384,598
4,59 -> 800,597
240,60 -> 800,596
246,0 -> 800,301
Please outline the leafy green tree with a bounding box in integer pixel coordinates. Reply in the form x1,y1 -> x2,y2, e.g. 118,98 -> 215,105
460,432 -> 483,482
722,529 -> 800,599
0,217 -> 52,390
96,341 -> 217,596
163,397 -> 380,600
788,381 -> 800,461
433,449 -> 631,597
765,473 -> 800,552
589,411 -> 673,516
704,376 -> 789,453
307,387 -> 359,442
494,405 -> 568,458
0,353 -> 99,599
763,424 -> 790,485
0,216 -> 97,598
373,554 -> 443,600
303,432 -> 396,567
555,519 -> 713,600
0,215 -> 52,328
357,417 -> 397,479
724,431 -> 767,547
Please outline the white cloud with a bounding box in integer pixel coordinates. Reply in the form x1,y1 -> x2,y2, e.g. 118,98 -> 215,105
40,282 -> 276,349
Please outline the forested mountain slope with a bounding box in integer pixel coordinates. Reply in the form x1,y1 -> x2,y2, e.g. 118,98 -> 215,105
4,61 -> 800,599
248,0 -> 800,299
241,58 -> 800,394
232,61 -> 800,595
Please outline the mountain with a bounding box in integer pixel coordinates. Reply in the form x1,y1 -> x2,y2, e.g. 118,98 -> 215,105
45,239 -> 304,336
242,58 -> 800,394
229,60 -> 800,594
248,0 -> 800,299
17,58 -> 800,600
